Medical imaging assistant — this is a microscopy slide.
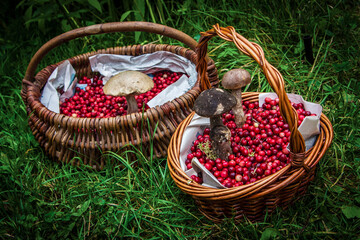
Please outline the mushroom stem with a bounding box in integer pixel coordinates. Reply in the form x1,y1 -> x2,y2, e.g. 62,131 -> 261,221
210,116 -> 224,130
126,95 -> 138,114
210,125 -> 232,160
232,90 -> 246,127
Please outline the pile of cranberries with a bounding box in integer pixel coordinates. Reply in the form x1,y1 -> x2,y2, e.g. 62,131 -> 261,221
59,71 -> 183,118
187,97 -> 316,188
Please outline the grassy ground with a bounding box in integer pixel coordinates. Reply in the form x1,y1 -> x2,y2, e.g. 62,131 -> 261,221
1,0 -> 359,239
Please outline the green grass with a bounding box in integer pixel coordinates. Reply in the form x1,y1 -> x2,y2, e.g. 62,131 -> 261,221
1,0 -> 360,239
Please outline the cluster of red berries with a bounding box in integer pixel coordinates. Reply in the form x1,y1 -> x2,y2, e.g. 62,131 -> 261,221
187,97 -> 315,188
59,71 -> 182,118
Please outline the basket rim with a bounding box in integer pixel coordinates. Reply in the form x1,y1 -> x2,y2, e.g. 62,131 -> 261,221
167,92 -> 334,200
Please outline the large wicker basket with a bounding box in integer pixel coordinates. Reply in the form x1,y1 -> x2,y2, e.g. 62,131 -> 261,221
21,22 -> 218,169
167,25 -> 333,222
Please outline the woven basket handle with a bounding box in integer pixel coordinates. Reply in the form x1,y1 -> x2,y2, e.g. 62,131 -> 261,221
196,24 -> 305,153
23,21 -> 198,83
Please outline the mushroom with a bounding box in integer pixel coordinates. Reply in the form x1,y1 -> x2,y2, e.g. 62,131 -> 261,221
222,68 -> 251,128
194,88 -> 237,160
103,71 -> 154,114
209,125 -> 232,160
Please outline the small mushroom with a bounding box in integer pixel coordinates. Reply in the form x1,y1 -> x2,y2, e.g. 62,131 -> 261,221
103,71 -> 154,114
222,68 -> 251,127
194,88 -> 237,159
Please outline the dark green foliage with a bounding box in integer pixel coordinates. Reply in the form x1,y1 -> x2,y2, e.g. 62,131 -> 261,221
1,0 -> 359,239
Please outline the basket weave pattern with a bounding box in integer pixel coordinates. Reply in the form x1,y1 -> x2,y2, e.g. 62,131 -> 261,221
167,25 -> 333,222
21,22 -> 218,169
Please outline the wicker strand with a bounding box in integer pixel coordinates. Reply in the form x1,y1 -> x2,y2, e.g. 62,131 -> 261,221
290,151 -> 311,172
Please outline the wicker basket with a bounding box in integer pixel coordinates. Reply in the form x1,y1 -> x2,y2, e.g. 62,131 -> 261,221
167,24 -> 333,222
21,22 -> 218,169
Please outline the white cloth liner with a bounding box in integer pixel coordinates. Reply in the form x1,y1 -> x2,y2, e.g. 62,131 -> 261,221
180,93 -> 322,189
40,51 -> 198,112
40,60 -> 76,113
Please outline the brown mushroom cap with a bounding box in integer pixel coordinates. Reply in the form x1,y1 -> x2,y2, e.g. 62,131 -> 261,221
103,70 -> 154,96
194,88 -> 236,117
222,69 -> 251,90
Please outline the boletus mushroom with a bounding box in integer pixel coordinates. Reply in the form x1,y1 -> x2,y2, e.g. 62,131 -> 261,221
222,68 -> 251,128
103,71 -> 154,114
194,88 -> 237,160
209,125 -> 232,160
